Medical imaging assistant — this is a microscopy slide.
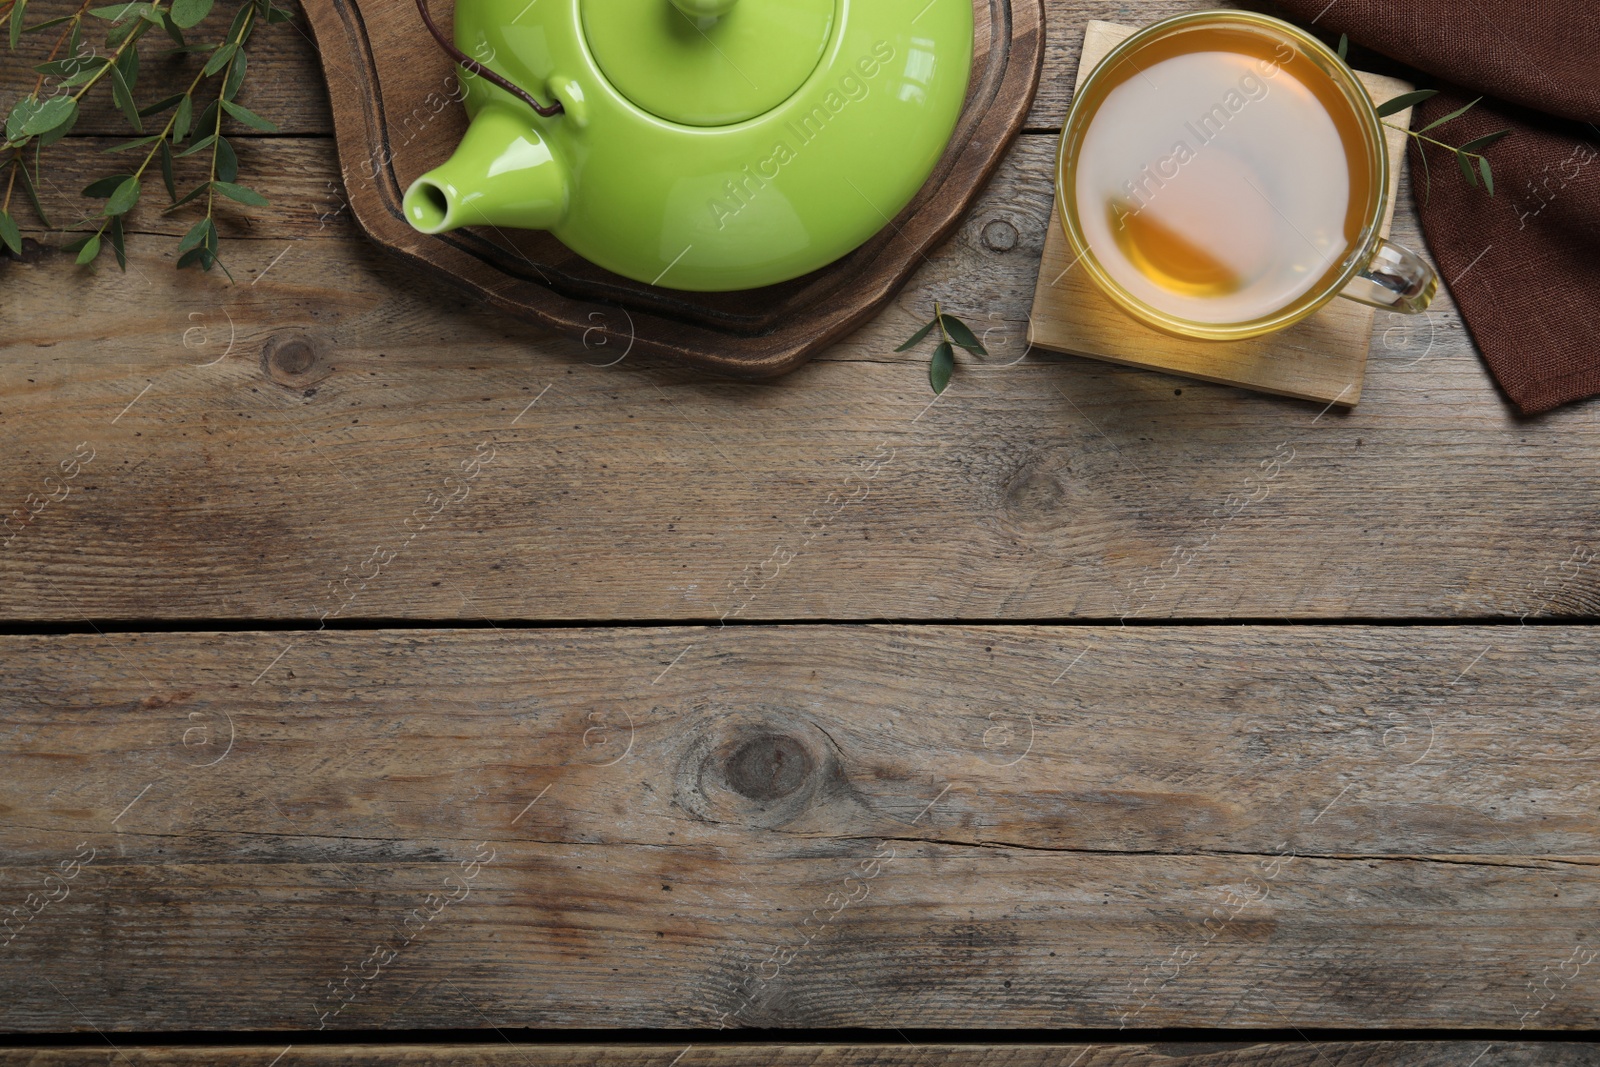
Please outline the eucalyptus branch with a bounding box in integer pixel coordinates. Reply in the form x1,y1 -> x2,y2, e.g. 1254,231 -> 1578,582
65,0 -> 160,104
1,0 -> 288,267
198,36 -> 229,277
897,299 -> 988,395
13,0 -> 92,119
1372,89 -> 1509,202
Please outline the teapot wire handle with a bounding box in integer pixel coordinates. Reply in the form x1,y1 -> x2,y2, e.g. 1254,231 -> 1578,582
414,0 -> 565,117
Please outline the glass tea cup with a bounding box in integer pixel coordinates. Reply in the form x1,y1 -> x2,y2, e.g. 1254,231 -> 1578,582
1056,10 -> 1438,341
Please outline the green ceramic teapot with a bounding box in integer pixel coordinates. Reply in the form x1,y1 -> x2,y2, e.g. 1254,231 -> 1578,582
402,0 -> 974,291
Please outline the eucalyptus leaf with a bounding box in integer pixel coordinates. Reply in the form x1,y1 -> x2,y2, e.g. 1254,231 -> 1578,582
58,60 -> 106,88
177,215 -> 211,254
87,2 -> 140,21
33,57 -> 92,76
104,174 -> 140,216
159,9 -> 183,44
172,92 -> 192,142
137,92 -> 184,117
1456,149 -> 1479,187
25,94 -> 76,136
169,180 -> 210,209
23,13 -> 76,32
5,96 -> 43,143
939,313 -> 987,356
223,49 -> 246,101
1375,89 -> 1437,118
895,318 -> 936,352
212,179 -> 266,206
1336,33 -> 1347,61
0,210 -> 21,257
215,134 -> 237,182
1459,129 -> 1510,154
1419,96 -> 1482,133
220,98 -> 276,132
37,122 -> 71,148
202,41 -> 236,77
9,0 -> 28,48
929,340 -> 954,395
83,172 -> 129,198
159,139 -> 176,201
34,98 -> 77,146
17,150 -> 48,226
109,63 -> 142,132
114,35 -> 138,89
104,133 -> 160,152
9,94 -> 76,141
74,232 -> 101,265
193,96 -> 218,135
224,2 -> 252,44
176,244 -> 208,269
176,131 -> 215,157
1479,156 -> 1495,196
169,0 -> 212,28
109,214 -> 126,269
104,11 -> 140,45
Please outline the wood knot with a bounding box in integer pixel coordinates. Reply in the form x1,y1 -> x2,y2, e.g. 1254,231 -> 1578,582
982,219 -> 1018,253
998,456 -> 1069,535
673,708 -> 854,829
725,732 -> 813,801
262,333 -> 330,390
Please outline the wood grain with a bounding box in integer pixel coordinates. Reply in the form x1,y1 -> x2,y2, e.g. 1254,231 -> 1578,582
1,625 -> 1598,1031
6,0 -> 1599,1046
1027,22 -> 1418,407
3,129 -> 1598,625
0,1043 -> 1596,1066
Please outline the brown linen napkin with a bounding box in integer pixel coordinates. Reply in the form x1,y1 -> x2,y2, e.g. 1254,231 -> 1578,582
1273,0 -> 1600,415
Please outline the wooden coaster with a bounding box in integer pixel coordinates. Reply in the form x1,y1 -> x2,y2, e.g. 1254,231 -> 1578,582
300,0 -> 1044,380
1027,21 -> 1417,407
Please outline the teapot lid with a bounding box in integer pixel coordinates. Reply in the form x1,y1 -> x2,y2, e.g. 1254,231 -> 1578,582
580,0 -> 837,127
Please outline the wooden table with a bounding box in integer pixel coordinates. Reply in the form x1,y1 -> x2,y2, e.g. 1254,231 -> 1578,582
2,0 -> 1598,1062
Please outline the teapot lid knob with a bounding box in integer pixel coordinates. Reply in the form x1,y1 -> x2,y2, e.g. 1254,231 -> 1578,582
583,0 -> 834,127
670,0 -> 737,15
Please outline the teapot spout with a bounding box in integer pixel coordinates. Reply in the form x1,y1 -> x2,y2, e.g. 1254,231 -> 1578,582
403,104 -> 567,235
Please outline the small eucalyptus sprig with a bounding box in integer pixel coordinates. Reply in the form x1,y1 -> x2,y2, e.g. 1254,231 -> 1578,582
1336,34 -> 1509,204
0,0 -> 291,274
897,300 -> 986,395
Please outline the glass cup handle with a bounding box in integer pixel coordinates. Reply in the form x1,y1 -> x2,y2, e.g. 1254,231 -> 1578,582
1337,237 -> 1439,314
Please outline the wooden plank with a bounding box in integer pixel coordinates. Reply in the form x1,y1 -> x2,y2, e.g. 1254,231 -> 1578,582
18,137 -> 354,242
3,128 -> 1598,623
1,625 -> 1598,1031
1027,22 -> 1417,407
0,1043 -> 1595,1066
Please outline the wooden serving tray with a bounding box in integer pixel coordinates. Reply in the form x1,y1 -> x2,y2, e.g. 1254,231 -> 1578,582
300,0 -> 1044,378
1028,21 -> 1417,407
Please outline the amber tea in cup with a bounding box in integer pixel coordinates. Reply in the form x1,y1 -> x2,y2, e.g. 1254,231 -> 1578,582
1057,12 -> 1437,340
